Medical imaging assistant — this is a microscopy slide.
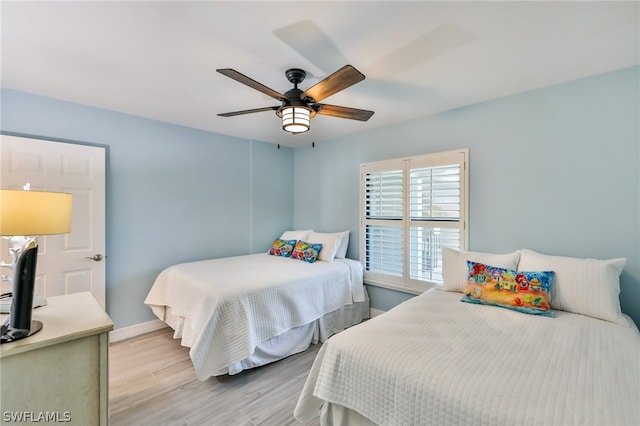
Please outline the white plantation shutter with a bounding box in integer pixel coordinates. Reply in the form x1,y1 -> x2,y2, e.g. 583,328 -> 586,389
365,170 -> 403,220
361,150 -> 468,293
366,225 -> 403,277
409,164 -> 460,220
362,162 -> 405,287
408,226 -> 460,282
409,163 -> 461,283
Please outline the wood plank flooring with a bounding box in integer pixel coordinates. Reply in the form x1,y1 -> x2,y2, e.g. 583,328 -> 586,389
109,327 -> 321,426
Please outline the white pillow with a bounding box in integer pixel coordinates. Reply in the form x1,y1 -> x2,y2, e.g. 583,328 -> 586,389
441,247 -> 521,293
308,231 -> 342,262
280,229 -> 313,241
517,249 -> 627,325
335,231 -> 350,259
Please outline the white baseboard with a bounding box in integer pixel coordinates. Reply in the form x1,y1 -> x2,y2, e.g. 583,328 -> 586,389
370,308 -> 385,318
109,319 -> 168,343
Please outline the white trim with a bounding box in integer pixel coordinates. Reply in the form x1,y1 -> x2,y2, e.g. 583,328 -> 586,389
249,139 -> 254,253
365,277 -> 433,295
370,308 -> 385,318
109,319 -> 168,343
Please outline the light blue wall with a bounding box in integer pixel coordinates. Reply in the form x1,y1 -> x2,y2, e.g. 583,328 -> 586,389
1,89 -> 294,328
293,66 -> 640,326
2,66 -> 638,329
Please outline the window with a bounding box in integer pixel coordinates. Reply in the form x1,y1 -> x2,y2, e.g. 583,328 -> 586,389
360,149 -> 468,294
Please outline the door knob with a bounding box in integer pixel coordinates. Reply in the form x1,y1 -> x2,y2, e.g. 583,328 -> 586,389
86,254 -> 104,261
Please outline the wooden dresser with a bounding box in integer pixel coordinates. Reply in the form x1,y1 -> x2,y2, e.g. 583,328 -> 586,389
0,292 -> 114,425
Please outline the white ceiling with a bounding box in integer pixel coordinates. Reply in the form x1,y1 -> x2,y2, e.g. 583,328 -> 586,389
2,1 -> 638,148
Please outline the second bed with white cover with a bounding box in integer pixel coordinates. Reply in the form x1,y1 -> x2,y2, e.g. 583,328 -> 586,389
295,248 -> 640,425
144,252 -> 368,378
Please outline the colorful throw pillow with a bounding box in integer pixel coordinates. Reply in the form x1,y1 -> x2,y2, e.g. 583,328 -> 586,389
441,247 -> 521,293
291,240 -> 323,264
461,261 -> 555,317
267,239 -> 297,257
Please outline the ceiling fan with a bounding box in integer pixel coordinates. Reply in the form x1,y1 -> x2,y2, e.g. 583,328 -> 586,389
216,65 -> 374,134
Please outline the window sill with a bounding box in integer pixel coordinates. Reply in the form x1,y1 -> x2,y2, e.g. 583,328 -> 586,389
364,278 -> 441,296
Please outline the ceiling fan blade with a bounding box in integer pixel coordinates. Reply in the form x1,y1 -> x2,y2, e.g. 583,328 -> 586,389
273,20 -> 348,74
302,65 -> 365,103
368,25 -> 476,77
314,104 -> 374,121
217,106 -> 279,117
217,69 -> 287,101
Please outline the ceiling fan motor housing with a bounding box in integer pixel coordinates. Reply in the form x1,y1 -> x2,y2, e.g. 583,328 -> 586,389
285,68 -> 306,86
277,69 -> 317,118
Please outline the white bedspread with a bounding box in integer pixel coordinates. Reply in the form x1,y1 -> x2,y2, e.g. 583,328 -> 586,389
144,253 -> 364,380
295,288 -> 640,426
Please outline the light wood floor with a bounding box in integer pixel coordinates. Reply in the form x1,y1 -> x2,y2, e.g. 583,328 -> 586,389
109,327 -> 321,426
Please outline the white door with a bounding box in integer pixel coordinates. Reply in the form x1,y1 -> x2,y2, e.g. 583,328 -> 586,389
0,135 -> 106,308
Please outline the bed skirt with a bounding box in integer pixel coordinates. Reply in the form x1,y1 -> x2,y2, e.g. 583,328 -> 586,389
321,403 -> 377,426
156,287 -> 370,376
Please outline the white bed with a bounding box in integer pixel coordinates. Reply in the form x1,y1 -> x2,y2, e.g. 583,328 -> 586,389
144,252 -> 368,379
295,249 -> 640,426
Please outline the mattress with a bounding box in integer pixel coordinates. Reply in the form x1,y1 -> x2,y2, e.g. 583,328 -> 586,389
144,252 -> 365,379
295,288 -> 640,426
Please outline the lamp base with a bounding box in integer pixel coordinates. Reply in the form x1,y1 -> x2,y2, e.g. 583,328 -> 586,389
0,320 -> 43,344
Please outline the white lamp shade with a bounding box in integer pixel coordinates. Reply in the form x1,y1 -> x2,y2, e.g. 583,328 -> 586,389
281,106 -> 311,133
0,190 -> 73,236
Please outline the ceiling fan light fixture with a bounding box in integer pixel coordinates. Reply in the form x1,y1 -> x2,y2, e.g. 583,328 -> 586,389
281,106 -> 311,134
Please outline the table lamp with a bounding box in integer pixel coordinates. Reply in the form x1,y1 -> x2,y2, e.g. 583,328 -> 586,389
0,189 -> 72,343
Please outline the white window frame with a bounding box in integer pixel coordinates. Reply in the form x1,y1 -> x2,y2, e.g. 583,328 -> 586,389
359,149 -> 469,294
